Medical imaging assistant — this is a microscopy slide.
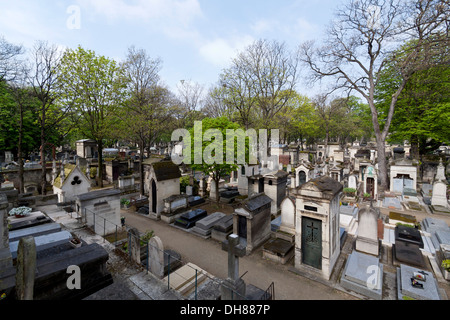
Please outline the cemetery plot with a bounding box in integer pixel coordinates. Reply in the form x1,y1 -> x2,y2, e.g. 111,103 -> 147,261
397,264 -> 441,300
211,215 -> 233,243
174,209 -> 207,229
191,212 -> 226,239
340,251 -> 383,300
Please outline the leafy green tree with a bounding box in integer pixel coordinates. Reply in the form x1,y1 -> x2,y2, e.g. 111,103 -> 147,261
376,44 -> 450,158
188,117 -> 249,202
57,46 -> 126,187
0,81 -> 40,159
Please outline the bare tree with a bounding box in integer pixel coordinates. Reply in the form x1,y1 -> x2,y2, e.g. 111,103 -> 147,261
26,41 -> 64,195
177,80 -> 205,127
220,39 -> 299,129
299,0 -> 449,190
201,84 -> 234,119
121,46 -> 170,196
0,36 -> 24,82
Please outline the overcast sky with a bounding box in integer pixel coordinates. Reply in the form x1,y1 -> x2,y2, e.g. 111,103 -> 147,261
0,0 -> 344,97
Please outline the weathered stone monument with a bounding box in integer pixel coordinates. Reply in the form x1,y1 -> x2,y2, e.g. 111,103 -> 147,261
0,193 -> 12,270
431,159 -> 448,212
15,236 -> 36,300
220,234 -> 246,300
355,203 -> 380,256
129,227 -> 141,264
145,160 -> 181,219
292,176 -> 342,280
148,236 -> 165,279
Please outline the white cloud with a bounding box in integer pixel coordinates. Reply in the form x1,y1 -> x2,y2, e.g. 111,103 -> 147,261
76,0 -> 203,28
199,35 -> 254,68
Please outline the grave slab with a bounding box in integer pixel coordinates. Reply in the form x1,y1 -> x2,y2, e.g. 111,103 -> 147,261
340,250 -> 383,300
382,197 -> 403,210
9,230 -> 72,259
393,241 -> 426,269
262,238 -> 294,264
9,223 -> 61,242
397,264 -> 441,300
195,212 -> 226,230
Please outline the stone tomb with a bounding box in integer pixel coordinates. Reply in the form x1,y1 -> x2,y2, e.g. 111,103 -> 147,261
174,209 -> 207,229
220,187 -> 240,204
211,215 -> 233,243
188,195 -> 205,207
292,176 -> 343,280
397,264 -> 441,300
9,230 -> 73,259
233,193 -> 272,254
340,250 -> 383,300
7,211 -> 52,231
191,212 -> 226,238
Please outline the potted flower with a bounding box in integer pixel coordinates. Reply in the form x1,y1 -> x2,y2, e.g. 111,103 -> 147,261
70,236 -> 82,248
363,193 -> 372,201
8,206 -> 32,218
120,198 -> 131,209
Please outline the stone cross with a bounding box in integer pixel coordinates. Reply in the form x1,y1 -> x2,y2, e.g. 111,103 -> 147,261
226,234 -> 245,281
221,234 -> 246,300
15,236 -> 36,300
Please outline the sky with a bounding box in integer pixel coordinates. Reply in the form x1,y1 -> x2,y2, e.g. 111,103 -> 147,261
0,0 -> 344,97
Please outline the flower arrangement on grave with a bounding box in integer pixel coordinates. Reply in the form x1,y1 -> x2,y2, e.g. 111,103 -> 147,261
8,206 -> 32,218
442,259 -> 450,272
70,235 -> 82,248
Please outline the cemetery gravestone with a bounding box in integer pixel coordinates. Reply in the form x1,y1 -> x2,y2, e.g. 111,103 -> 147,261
355,205 -> 380,256
148,236 -> 164,279
129,228 -> 141,264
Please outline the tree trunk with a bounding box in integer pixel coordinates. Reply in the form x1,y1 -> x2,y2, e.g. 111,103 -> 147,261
410,134 -> 419,160
40,116 -> 46,195
376,136 -> 388,193
18,99 -> 24,194
97,140 -> 104,188
139,142 -> 145,197
215,176 -> 220,203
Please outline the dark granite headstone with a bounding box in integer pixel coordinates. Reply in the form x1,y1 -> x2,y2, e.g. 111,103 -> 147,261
395,225 -> 424,249
394,241 -> 426,268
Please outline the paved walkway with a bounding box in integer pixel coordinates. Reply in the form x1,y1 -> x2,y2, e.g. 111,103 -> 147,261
36,202 -> 450,301
120,209 -> 357,300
